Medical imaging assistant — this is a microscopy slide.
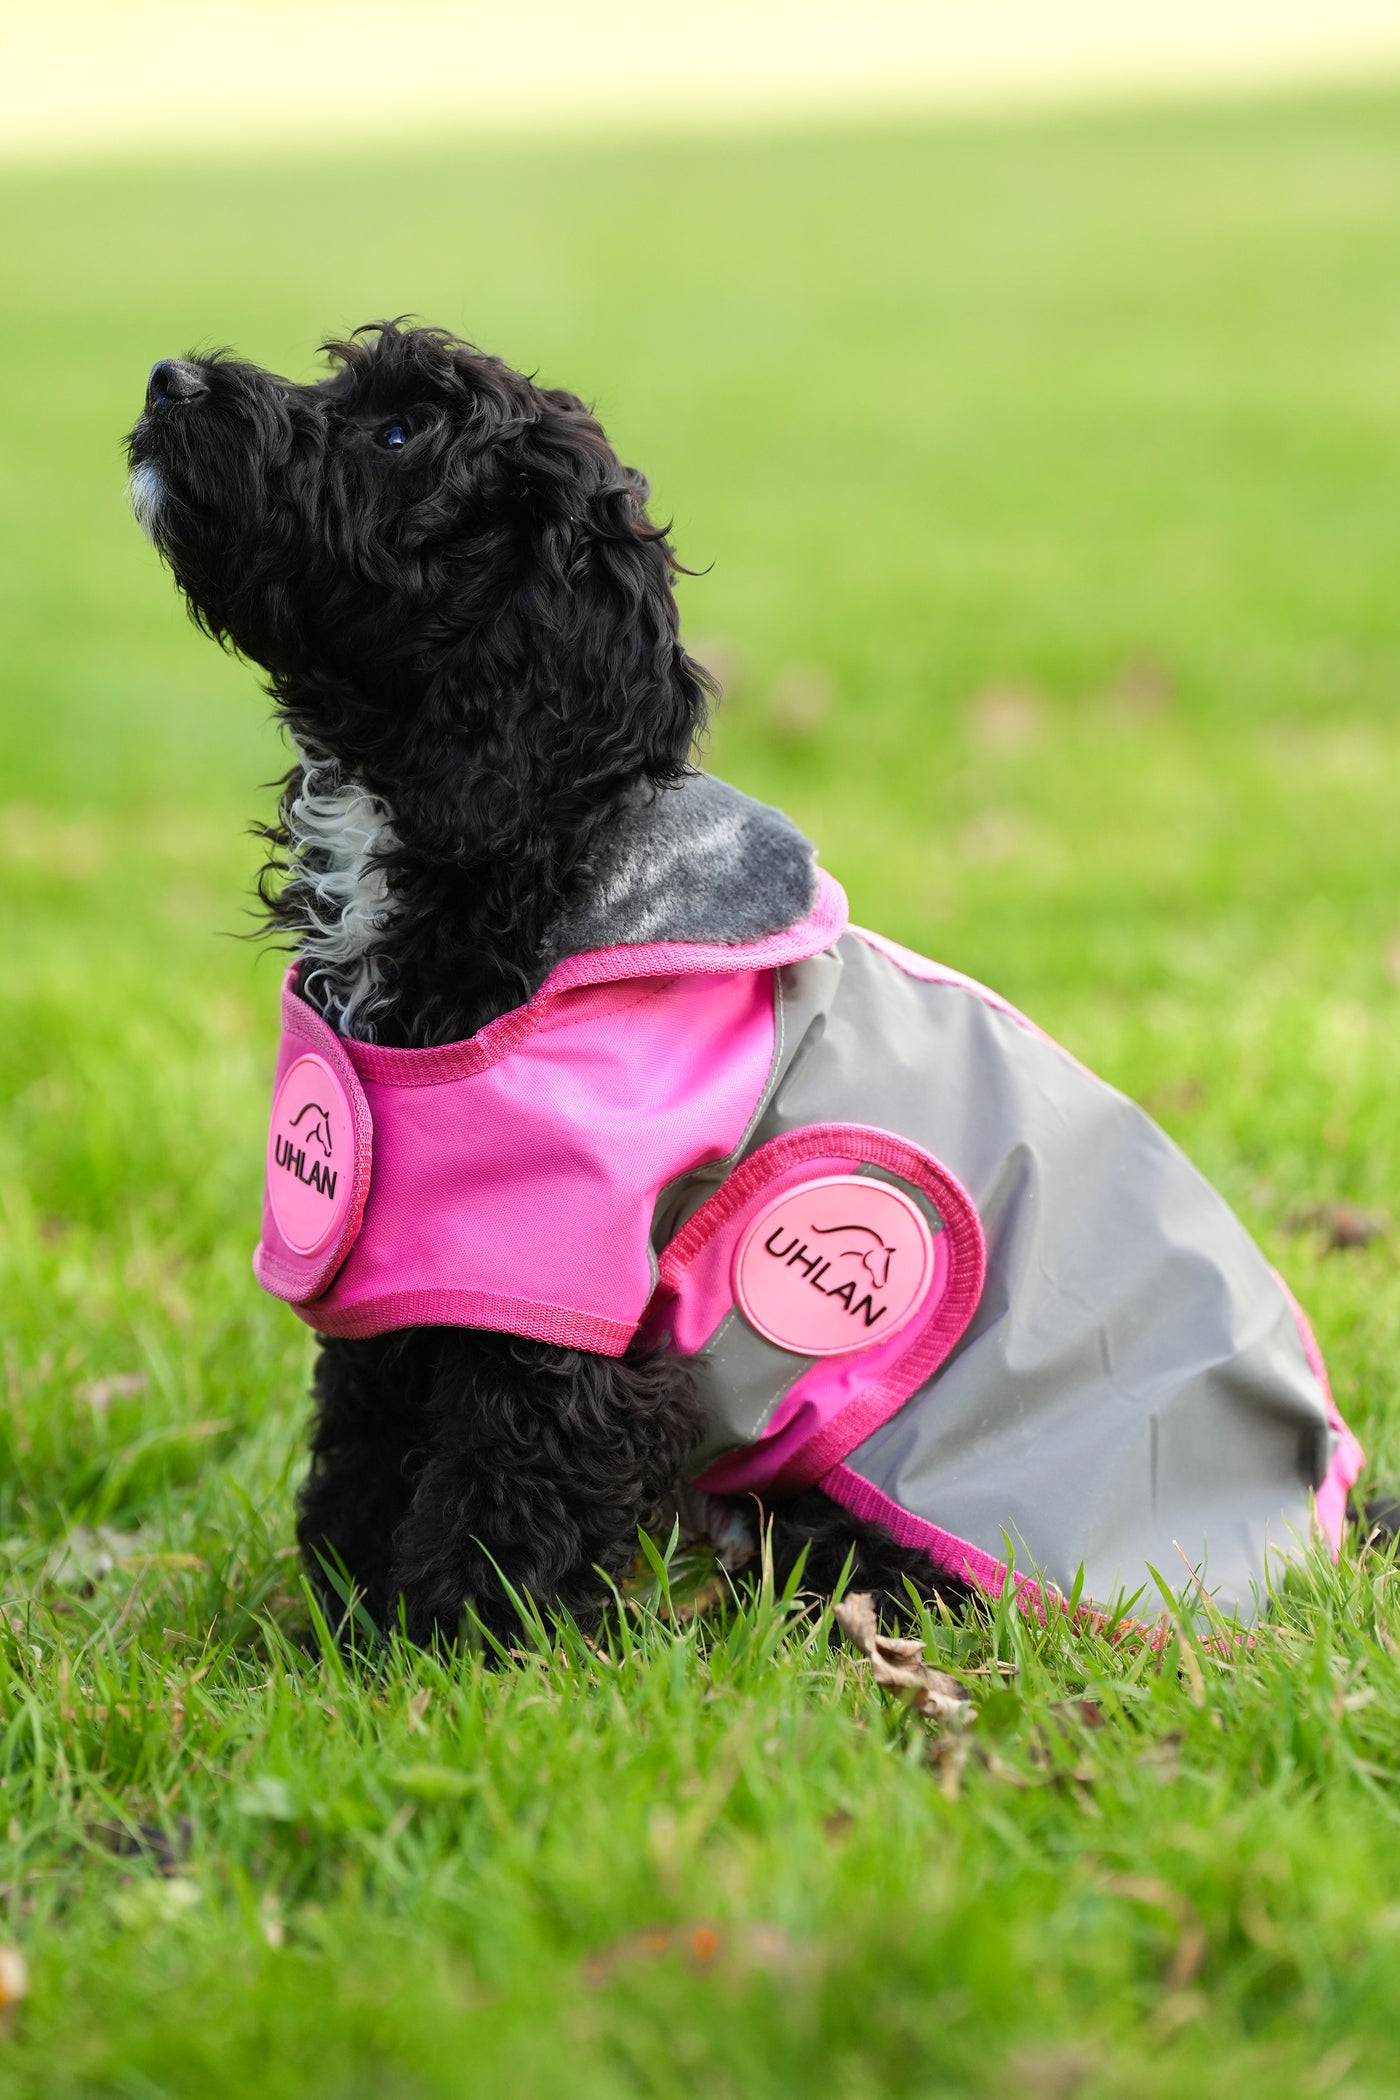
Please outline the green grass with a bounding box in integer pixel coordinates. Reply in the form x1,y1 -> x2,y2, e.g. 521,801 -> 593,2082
3,87 -> 1400,2097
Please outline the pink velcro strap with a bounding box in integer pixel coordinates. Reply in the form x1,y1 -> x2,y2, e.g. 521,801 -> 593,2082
656,1123 -> 986,1494
254,971 -> 374,1305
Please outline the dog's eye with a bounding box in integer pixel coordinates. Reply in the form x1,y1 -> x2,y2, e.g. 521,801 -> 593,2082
375,422 -> 408,451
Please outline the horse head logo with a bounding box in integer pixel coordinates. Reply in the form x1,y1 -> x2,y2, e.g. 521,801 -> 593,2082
287,1100 -> 334,1156
810,1220 -> 895,1290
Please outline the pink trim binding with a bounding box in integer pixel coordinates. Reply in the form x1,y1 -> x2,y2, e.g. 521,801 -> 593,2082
347,870 -> 848,1088
657,1124 -> 986,1494
851,927 -> 1049,1040
294,1287 -> 633,1353
820,1463 -> 1159,1644
1276,1276 -> 1364,1556
820,1462 -> 1019,1599
253,977 -> 375,1304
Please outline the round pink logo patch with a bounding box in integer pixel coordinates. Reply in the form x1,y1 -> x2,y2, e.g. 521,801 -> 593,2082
266,1053 -> 356,1258
733,1174 -> 941,1357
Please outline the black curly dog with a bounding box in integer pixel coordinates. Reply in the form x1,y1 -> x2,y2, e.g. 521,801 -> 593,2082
127,322 -> 945,1643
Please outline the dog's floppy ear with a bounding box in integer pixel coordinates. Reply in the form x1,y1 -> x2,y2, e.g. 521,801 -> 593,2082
405,383 -> 712,868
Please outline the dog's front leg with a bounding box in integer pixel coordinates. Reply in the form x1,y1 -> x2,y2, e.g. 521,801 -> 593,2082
297,1333 -> 437,1625
386,1330 -> 706,1646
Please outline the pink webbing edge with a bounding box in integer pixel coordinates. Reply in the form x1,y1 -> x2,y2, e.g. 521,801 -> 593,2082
820,1462 -> 1018,1599
850,926 -> 1050,1040
661,1124 -> 986,1494
344,870 -> 849,1088
819,1463 -> 1163,1645
1275,1275 -> 1364,1556
290,1286 -> 634,1355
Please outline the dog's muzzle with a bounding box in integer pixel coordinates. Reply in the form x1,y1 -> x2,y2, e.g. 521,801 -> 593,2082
146,358 -> 208,410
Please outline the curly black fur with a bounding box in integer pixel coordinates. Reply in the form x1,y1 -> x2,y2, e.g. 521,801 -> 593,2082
1356,1495 -> 1400,1551
130,323 -> 710,1040
301,1331 -> 708,1643
127,321 -> 947,1640
763,1490 -> 965,1613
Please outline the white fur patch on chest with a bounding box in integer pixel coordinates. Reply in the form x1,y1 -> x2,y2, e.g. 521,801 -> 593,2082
127,463 -> 166,541
285,749 -> 398,1038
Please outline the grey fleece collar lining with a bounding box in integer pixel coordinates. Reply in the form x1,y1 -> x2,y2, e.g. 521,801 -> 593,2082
535,772 -> 819,983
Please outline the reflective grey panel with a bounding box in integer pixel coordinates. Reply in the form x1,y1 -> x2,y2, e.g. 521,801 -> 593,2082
660,934 -> 1333,1623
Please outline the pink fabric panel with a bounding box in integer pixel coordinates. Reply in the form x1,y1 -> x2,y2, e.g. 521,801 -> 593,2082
311,966 -> 776,1350
1276,1276 -> 1364,1555
346,871 -> 848,1089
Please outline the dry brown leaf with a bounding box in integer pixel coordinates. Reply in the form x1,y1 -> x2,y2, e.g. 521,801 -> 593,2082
980,1747 -> 1032,1790
1050,1698 -> 1105,1731
957,810 -> 1027,867
1101,1874 -> 1206,1987
1109,655 -> 1175,719
1142,1077 -> 1206,1119
1102,1872 -> 1182,1909
834,1593 -> 972,1725
660,1575 -> 734,1626
1286,1201 -> 1387,1252
1136,1734 -> 1184,1781
0,803 -> 107,876
0,1946 -> 26,2036
1005,2042 -> 1094,2097
925,1730 -> 971,1802
1166,1923 -> 1208,1989
770,666 -> 832,739
966,683 -> 1043,751
581,1919 -> 794,1989
688,635 -> 747,701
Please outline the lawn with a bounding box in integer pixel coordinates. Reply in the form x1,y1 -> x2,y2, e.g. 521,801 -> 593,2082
3,88 -> 1400,2098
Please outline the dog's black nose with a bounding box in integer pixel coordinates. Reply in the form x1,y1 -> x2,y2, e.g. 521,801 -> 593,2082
147,359 -> 208,409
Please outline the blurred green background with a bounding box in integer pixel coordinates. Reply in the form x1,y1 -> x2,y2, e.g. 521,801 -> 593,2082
4,60 -> 1400,2100
6,96 -> 1400,1420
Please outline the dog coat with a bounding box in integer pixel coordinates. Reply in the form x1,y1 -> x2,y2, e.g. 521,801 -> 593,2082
254,775 -> 1362,1622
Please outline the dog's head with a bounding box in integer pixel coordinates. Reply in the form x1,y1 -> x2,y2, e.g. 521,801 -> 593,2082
126,322 -> 710,854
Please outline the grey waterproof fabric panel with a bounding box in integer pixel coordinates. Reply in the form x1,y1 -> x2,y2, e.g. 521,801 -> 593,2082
684,933 -> 1332,1622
